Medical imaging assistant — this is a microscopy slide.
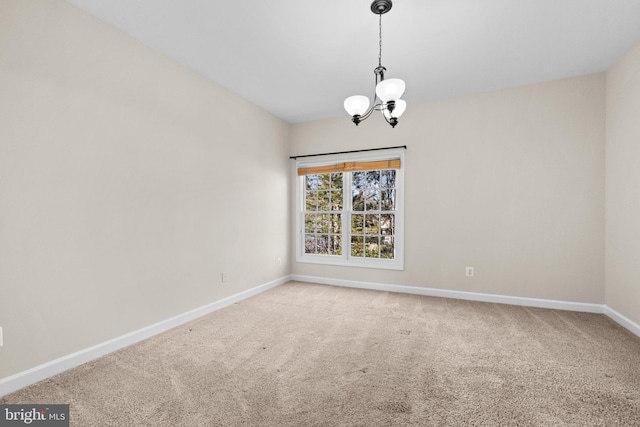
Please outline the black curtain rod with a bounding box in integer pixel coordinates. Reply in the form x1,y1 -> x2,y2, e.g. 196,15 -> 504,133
290,145 -> 406,160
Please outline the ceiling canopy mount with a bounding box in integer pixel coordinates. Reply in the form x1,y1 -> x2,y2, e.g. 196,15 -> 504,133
370,0 -> 393,15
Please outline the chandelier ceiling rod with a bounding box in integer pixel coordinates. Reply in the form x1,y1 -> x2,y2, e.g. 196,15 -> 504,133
378,12 -> 383,69
344,0 -> 406,128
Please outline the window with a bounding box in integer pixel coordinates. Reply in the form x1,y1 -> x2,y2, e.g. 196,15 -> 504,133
296,150 -> 404,270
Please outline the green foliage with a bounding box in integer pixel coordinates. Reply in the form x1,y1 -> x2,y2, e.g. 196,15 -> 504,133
305,169 -> 396,259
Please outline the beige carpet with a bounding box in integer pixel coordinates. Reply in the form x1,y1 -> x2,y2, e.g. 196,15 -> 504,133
2,281 -> 640,426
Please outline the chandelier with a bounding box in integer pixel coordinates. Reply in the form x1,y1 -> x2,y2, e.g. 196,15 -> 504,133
344,0 -> 406,128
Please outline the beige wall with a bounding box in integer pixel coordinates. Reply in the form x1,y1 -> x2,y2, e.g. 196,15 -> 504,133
0,0 -> 290,379
606,42 -> 640,326
291,74 -> 606,304
2,0 -> 636,386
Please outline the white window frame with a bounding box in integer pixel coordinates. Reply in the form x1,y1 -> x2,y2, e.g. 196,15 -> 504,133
295,149 -> 404,271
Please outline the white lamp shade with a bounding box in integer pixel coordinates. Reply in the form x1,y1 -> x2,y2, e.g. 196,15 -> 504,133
344,95 -> 370,116
376,78 -> 405,102
383,99 -> 407,119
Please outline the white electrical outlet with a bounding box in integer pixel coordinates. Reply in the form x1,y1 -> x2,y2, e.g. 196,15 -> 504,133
466,267 -> 474,277
277,258 -> 282,266
221,272 -> 228,283
0,326 -> 3,347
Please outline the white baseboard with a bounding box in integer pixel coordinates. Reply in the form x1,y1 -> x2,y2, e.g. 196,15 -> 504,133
3,274 -> 638,398
604,305 -> 640,337
291,275 -> 604,313
291,275 -> 640,338
0,275 -> 291,398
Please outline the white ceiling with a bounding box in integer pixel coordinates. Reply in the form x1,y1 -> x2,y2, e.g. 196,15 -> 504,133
66,0 -> 640,124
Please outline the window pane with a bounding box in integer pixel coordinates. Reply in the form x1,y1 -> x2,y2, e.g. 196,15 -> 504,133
351,213 -> 364,234
365,236 -> 380,258
365,214 -> 380,234
331,173 -> 343,189
381,189 -> 396,211
306,175 -> 319,191
380,214 -> 394,235
353,171 -> 365,188
322,174 -> 333,190
365,188 -> 380,211
305,191 -> 317,211
380,236 -> 394,259
330,214 -> 342,233
317,214 -> 329,233
381,170 -> 396,188
351,236 -> 364,257
305,235 -> 316,254
317,235 -> 329,255
318,190 -> 330,211
352,172 -> 365,211
305,214 -> 316,233
330,235 -> 342,255
353,190 -> 364,211
331,190 -> 343,211
366,170 -> 380,186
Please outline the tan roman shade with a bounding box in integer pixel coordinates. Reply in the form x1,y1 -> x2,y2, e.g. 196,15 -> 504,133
297,159 -> 400,176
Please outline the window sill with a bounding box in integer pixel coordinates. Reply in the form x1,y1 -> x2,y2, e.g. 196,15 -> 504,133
296,255 -> 404,271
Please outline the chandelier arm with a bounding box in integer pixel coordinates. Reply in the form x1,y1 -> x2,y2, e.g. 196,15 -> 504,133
358,101 -> 377,122
359,109 -> 374,122
357,83 -> 385,122
381,110 -> 392,125
381,110 -> 398,128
